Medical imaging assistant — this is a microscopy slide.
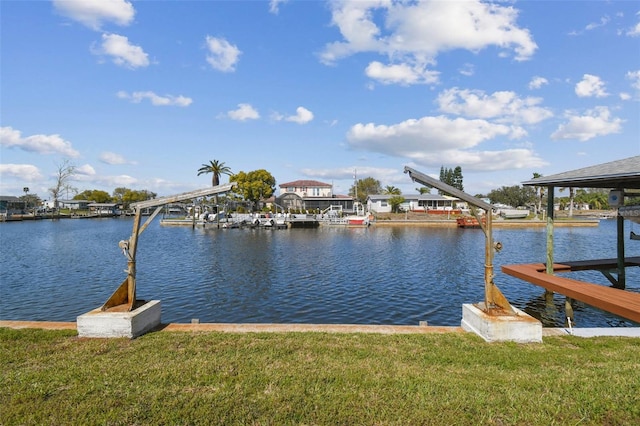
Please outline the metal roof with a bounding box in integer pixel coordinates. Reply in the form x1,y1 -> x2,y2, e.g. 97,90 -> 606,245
522,156 -> 640,189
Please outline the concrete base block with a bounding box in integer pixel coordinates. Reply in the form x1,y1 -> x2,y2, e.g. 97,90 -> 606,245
77,300 -> 161,338
461,303 -> 542,343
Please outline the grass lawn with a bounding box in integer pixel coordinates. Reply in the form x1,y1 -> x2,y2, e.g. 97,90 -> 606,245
1,327 -> 639,425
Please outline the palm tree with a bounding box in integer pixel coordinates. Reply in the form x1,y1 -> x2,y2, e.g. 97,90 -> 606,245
198,160 -> 232,215
532,172 -> 545,218
383,185 -> 401,195
559,186 -> 577,217
197,160 -> 232,187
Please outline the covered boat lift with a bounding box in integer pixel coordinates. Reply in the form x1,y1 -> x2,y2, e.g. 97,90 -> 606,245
502,156 -> 640,325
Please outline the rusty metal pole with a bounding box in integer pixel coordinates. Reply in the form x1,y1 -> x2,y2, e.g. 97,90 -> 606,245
403,166 -> 514,314
484,209 -> 493,309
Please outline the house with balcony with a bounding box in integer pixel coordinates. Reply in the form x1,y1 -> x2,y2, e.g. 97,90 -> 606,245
276,180 -> 355,213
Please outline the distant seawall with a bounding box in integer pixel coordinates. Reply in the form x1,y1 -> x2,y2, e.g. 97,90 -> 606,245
374,219 -> 599,228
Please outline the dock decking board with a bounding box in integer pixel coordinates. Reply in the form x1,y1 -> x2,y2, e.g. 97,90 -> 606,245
502,263 -> 640,324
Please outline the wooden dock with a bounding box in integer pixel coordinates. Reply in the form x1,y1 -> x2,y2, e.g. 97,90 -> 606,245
502,261 -> 640,324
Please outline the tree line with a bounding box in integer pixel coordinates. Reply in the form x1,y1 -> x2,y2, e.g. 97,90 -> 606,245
349,167 -> 631,214
18,159 -> 633,213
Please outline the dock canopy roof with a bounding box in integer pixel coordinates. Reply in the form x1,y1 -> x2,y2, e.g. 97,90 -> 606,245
522,156 -> 640,189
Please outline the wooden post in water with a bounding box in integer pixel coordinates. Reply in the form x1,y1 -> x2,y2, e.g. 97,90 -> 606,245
615,214 -> 626,289
545,186 -> 555,305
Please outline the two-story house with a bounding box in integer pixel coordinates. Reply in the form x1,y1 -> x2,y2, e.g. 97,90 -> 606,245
276,180 -> 355,213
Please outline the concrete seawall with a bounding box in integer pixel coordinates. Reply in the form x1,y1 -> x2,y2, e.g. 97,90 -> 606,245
2,320 -> 638,338
374,219 -> 599,228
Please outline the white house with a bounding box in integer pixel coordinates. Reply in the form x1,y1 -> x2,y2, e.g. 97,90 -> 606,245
367,194 -> 466,214
279,180 -> 333,197
58,199 -> 90,210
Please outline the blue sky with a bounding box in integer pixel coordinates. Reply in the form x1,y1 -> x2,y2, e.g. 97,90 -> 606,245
1,0 -> 639,200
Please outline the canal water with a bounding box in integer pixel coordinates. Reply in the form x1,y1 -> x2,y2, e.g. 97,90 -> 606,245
1,217 -> 638,327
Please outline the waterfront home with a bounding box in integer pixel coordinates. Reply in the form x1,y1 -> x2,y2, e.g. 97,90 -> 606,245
88,203 -> 121,216
58,199 -> 90,210
277,180 -> 355,213
367,194 -> 466,214
0,195 -> 26,217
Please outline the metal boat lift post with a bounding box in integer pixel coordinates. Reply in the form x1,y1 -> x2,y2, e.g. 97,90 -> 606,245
102,183 -> 234,312
404,167 -> 515,315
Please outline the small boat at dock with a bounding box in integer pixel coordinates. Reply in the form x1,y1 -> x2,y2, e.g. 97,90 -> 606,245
456,216 -> 484,228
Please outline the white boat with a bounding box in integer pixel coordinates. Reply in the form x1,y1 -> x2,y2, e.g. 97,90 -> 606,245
346,201 -> 373,226
500,209 -> 529,219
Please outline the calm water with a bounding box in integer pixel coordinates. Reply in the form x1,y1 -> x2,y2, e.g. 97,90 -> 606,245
1,217 -> 639,327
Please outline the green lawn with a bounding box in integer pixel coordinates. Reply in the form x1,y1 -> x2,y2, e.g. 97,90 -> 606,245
1,327 -> 639,425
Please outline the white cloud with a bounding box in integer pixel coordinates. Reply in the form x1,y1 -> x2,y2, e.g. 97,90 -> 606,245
269,0 -> 289,15
528,76 -> 548,90
626,12 -> 640,36
0,126 -> 80,157
575,74 -> 608,98
320,1 -> 537,81
619,92 -> 632,101
551,106 -> 623,141
402,148 -> 548,172
93,33 -> 149,69
205,36 -> 241,72
76,164 -> 96,176
626,70 -> 640,98
288,107 -> 314,124
53,0 -> 135,30
344,114 -> 548,172
0,164 -> 43,181
347,116 -> 514,155
585,15 -> 610,31
274,106 -> 314,124
116,91 -> 192,107
436,88 -> 553,125
225,103 -> 260,121
99,151 -> 136,165
459,63 -> 475,77
365,61 -> 439,85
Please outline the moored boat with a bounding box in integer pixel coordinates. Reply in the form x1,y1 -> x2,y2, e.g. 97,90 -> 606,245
500,209 -> 529,219
456,216 -> 484,228
347,216 -> 370,226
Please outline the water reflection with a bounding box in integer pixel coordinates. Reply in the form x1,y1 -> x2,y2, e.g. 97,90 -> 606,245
0,218 -> 638,327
